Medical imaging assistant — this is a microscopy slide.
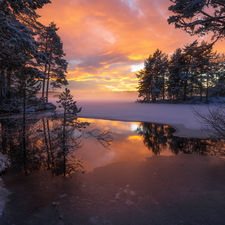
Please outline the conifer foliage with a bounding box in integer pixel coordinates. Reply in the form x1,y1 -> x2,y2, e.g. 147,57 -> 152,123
38,22 -> 68,103
0,0 -> 67,113
168,0 -> 225,42
136,49 -> 168,102
136,41 -> 221,103
52,88 -> 89,176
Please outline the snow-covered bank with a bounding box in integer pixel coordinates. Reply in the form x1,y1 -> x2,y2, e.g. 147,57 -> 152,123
0,152 -> 10,218
0,180 -> 11,217
0,90 -> 221,138
77,101 -> 216,138
0,152 -> 10,174
46,91 -> 220,138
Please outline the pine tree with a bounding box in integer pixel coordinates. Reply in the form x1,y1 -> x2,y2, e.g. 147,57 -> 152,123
168,0 -> 225,43
52,88 -> 89,176
38,22 -> 68,102
167,47 -> 189,101
136,49 -> 168,102
0,0 -> 50,109
193,41 -> 217,102
12,67 -> 42,173
213,54 -> 225,97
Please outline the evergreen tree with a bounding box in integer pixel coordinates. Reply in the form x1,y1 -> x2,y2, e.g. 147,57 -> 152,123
52,88 -> 89,176
136,49 -> 168,102
167,40 -> 216,102
0,0 -> 50,123
167,47 -> 189,101
195,41 -> 217,102
0,0 -> 50,109
12,66 -> 42,174
167,48 -> 182,100
168,0 -> 225,42
136,69 -> 152,102
38,22 -> 68,102
211,54 -> 225,97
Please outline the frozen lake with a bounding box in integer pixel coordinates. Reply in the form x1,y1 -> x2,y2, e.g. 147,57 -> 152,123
1,92 -> 225,224
1,117 -> 225,224
42,91 -> 212,138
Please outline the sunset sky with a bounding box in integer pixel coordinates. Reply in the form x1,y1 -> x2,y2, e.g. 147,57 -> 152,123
37,0 -> 225,92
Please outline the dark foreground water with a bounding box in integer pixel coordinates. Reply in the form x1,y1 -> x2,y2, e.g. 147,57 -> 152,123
1,118 -> 225,225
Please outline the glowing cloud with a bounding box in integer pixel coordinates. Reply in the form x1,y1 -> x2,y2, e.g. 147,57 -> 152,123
37,0 -> 225,92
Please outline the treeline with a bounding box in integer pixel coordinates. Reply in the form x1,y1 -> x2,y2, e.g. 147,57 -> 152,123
136,40 -> 225,103
0,0 -> 67,113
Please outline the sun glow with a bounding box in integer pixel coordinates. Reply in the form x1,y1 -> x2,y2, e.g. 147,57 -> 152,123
37,0 -> 225,92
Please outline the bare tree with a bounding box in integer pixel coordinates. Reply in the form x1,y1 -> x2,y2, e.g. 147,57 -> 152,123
191,105 -> 225,139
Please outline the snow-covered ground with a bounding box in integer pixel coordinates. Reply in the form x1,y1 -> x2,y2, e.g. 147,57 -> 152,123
0,180 -> 10,217
0,152 -> 10,218
0,152 -> 10,174
2,91 -> 223,138
77,101 -> 214,138
46,91 -> 223,138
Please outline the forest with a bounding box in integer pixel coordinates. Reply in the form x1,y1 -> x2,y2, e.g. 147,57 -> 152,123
136,41 -> 225,103
0,0 -> 67,114
136,0 -> 225,104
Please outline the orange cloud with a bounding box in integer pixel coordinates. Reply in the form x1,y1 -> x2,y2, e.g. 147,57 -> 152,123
37,0 -> 225,92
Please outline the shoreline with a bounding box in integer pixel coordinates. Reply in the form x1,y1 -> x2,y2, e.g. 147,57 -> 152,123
0,101 -> 214,139
0,111 -> 209,140
78,115 -> 208,139
0,112 -> 208,139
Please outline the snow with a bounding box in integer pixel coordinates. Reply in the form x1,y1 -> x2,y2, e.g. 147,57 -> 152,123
78,101 -> 212,137
0,91 -> 221,138
0,185 -> 11,217
0,152 -> 10,174
0,152 -> 10,218
45,91 -> 223,138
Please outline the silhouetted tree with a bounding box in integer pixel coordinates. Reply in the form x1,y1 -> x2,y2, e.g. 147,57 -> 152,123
38,22 -> 68,102
136,49 -> 168,102
168,0 -> 225,43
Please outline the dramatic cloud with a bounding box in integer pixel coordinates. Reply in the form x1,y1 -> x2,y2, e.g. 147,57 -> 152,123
37,0 -> 225,91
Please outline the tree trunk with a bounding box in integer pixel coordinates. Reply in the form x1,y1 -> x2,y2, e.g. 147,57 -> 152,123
183,79 -> 187,101
0,70 -> 5,107
42,118 -> 50,169
42,63 -> 48,99
23,80 -> 27,174
200,72 -> 203,102
42,78 -> 46,99
206,75 -> 209,102
47,119 -> 54,166
63,108 -> 66,176
1,120 -> 7,154
6,69 -> 11,101
152,95 -> 156,103
46,55 -> 52,103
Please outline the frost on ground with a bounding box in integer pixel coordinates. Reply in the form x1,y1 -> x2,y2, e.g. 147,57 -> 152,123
0,152 -> 10,174
0,152 -> 11,218
50,96 -> 223,138
0,185 -> 11,217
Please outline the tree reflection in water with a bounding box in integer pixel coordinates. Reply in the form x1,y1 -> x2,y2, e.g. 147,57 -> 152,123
136,122 -> 225,156
1,119 -> 225,176
0,117 -> 112,177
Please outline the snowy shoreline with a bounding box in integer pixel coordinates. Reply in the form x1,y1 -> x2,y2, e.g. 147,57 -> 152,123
0,152 -> 10,174
0,99 -> 221,139
77,101 -> 215,138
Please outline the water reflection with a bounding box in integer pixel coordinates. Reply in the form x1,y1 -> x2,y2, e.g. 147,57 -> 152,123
0,117 -> 90,176
0,118 -> 224,174
136,122 -> 211,155
75,119 -> 225,171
